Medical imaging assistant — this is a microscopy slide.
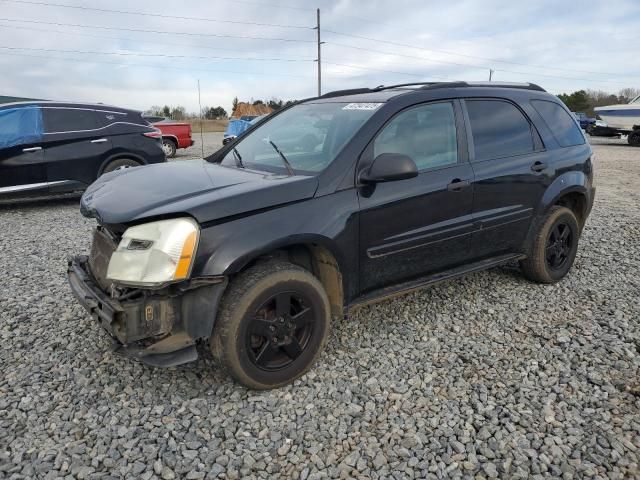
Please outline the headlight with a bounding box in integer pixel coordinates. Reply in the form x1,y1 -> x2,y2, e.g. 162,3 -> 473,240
107,217 -> 199,287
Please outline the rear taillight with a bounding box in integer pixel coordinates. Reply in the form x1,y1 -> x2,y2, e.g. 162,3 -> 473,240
143,128 -> 162,139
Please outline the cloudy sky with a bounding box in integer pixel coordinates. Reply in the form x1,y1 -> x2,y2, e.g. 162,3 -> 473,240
0,0 -> 638,113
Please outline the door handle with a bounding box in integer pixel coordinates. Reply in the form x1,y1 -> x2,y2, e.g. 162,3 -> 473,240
531,161 -> 547,172
90,138 -> 108,144
447,178 -> 471,191
22,146 -> 42,152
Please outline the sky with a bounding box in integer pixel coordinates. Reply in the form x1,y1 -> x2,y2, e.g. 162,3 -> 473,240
0,0 -> 639,114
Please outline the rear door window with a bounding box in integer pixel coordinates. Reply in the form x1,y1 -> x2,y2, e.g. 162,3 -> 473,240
43,107 -> 97,133
531,100 -> 585,147
465,100 -> 534,161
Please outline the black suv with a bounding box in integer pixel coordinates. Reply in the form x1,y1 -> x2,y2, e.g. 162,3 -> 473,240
68,82 -> 595,389
0,101 -> 165,198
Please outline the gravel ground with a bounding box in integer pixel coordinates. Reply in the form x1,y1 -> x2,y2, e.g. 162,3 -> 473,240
175,132 -> 223,160
1,137 -> 638,479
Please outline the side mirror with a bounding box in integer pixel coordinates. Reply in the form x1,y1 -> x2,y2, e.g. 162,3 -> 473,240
360,153 -> 418,183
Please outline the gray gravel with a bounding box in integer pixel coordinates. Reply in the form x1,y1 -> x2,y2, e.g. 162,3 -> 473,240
1,136 -> 639,479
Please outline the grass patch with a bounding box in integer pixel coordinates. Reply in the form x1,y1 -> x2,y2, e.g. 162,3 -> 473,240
188,119 -> 228,133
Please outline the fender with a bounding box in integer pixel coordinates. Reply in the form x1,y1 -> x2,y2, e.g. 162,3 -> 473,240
540,170 -> 590,213
194,190 -> 360,301
522,170 -> 593,255
161,134 -> 179,145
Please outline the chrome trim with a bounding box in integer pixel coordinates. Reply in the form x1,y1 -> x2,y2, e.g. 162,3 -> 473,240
41,106 -> 127,115
90,138 -> 108,143
44,121 -> 151,135
22,146 -> 42,152
0,180 -> 68,193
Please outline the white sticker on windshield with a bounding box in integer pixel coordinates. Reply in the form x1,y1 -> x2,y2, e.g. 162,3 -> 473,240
342,103 -> 383,110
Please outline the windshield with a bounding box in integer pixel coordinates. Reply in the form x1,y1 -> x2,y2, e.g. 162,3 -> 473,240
219,102 -> 380,174
631,95 -> 640,105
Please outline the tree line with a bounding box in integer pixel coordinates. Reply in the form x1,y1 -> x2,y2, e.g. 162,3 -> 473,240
558,88 -> 640,116
147,97 -> 298,122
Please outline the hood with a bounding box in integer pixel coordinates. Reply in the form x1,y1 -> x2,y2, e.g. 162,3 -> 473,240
80,160 -> 318,225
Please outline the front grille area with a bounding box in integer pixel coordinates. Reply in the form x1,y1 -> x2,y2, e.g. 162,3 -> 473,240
88,226 -> 118,292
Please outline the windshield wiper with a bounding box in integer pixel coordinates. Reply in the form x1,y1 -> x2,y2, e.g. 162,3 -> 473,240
268,140 -> 294,176
232,147 -> 245,168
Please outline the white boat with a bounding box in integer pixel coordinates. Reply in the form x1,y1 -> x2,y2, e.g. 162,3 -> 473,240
594,95 -> 640,131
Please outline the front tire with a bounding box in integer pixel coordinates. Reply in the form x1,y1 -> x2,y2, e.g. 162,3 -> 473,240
628,130 -> 640,147
211,261 -> 331,390
520,206 -> 580,284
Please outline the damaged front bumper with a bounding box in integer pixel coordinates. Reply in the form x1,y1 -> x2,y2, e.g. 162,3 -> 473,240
67,255 -> 227,367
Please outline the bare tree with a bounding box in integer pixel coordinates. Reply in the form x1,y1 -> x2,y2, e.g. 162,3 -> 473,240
618,88 -> 640,102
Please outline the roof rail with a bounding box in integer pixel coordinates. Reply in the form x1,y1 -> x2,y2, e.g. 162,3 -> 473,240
373,82 -> 440,91
420,81 -> 546,92
319,88 -> 374,99
319,81 -> 546,99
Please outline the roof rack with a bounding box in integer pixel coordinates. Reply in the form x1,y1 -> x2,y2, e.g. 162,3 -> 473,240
319,81 -> 546,99
440,81 -> 546,92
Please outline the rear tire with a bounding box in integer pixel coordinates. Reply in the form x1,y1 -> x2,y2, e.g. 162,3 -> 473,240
162,138 -> 177,158
520,206 -> 580,284
628,130 -> 640,147
210,260 -> 331,390
101,158 -> 141,175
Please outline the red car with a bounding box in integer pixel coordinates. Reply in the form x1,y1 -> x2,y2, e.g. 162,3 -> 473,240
144,116 -> 194,158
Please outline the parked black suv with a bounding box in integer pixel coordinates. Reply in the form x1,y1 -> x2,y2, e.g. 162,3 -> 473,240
0,102 -> 165,198
68,82 -> 595,389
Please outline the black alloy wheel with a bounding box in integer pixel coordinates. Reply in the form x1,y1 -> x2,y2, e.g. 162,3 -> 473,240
520,206 -> 580,284
246,291 -> 315,371
211,260 -> 331,389
545,222 -> 573,271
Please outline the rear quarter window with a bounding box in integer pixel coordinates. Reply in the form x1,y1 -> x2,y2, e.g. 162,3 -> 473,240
94,110 -> 129,128
531,100 -> 585,147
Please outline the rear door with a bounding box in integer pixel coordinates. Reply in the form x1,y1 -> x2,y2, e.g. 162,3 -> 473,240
0,106 -> 47,195
357,100 -> 475,294
462,98 -> 550,257
42,107 -> 112,190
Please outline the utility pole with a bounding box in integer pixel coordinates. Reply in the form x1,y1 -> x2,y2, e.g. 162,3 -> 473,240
316,8 -> 322,96
197,79 -> 204,158
489,69 -> 494,81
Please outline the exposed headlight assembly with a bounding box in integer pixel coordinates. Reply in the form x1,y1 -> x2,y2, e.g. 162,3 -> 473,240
107,217 -> 199,287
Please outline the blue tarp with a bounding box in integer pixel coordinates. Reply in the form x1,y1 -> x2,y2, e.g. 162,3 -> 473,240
224,119 -> 252,137
0,107 -> 43,149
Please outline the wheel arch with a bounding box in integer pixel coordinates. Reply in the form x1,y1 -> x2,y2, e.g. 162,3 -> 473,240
98,152 -> 147,176
162,134 -> 179,145
211,236 -> 347,318
524,171 -> 592,254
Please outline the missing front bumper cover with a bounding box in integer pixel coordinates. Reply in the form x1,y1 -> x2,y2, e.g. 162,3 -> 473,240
67,255 -> 226,368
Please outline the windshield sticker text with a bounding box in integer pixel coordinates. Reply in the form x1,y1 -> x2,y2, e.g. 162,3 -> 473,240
342,103 -> 383,111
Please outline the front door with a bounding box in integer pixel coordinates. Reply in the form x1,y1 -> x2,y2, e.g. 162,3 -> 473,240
358,100 -> 475,294
0,106 -> 46,196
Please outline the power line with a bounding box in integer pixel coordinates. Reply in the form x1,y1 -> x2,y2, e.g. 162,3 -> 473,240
324,28 -> 637,78
324,61 -> 451,80
0,51 -> 314,78
0,45 -> 315,62
217,0 -> 312,11
0,22 -> 247,54
325,41 -> 636,86
0,17 -> 315,43
0,0 -> 313,29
